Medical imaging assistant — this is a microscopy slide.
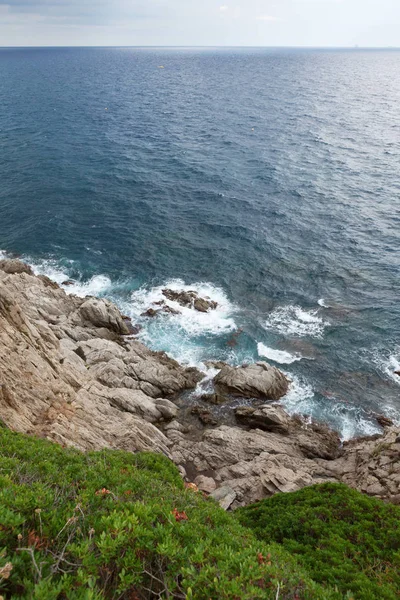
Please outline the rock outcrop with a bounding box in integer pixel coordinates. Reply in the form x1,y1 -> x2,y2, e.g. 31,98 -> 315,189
214,362 -> 289,401
0,261 -> 202,458
162,289 -> 218,312
0,259 -> 399,508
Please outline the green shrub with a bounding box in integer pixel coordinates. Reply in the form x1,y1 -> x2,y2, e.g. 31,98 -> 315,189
237,483 -> 400,600
0,428 -> 337,599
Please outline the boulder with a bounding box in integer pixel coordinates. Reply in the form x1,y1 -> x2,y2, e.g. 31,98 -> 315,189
80,298 -> 131,335
235,404 -> 290,434
194,475 -> 216,493
0,259 -> 33,276
210,486 -> 237,510
214,362 -> 289,401
155,398 -> 179,420
191,406 -> 217,426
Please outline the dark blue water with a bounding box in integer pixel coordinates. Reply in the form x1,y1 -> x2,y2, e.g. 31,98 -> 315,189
1,47 -> 399,437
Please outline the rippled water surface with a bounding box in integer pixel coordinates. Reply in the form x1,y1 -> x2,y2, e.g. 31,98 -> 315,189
1,47 -> 399,437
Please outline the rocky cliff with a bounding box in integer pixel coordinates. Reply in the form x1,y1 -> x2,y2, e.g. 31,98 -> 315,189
0,259 -> 399,508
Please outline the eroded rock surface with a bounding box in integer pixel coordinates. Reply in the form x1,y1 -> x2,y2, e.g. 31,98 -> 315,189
0,259 -> 399,508
0,261 -> 202,457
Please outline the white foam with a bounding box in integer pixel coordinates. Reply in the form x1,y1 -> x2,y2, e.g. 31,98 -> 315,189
317,298 -> 328,307
257,342 -> 302,364
30,259 -> 111,297
280,375 -> 382,440
128,279 -> 237,337
63,275 -> 112,297
385,352 -> 400,383
264,305 -> 328,338
191,365 -> 221,397
281,374 -> 315,415
372,347 -> 400,385
339,412 -> 380,441
119,279 -> 238,368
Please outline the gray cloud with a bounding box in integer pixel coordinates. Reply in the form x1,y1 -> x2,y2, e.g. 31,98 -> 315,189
0,0 -> 399,47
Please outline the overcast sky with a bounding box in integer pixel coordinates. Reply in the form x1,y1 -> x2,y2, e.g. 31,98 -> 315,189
0,0 -> 399,47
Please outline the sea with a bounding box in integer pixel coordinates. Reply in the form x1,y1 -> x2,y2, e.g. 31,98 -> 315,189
0,46 -> 399,439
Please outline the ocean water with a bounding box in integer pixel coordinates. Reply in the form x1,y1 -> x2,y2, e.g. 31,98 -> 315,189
1,47 -> 399,439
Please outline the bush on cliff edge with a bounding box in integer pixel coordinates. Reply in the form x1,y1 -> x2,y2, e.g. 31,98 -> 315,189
237,482 -> 400,600
0,427 -> 337,600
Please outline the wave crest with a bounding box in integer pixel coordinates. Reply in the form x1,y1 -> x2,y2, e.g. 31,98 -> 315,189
264,305 -> 328,338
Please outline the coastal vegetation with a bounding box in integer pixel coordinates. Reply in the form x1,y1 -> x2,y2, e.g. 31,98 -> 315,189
238,483 -> 400,600
0,426 -> 337,600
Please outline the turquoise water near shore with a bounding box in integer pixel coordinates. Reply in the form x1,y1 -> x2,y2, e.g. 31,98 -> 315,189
1,47 -> 399,437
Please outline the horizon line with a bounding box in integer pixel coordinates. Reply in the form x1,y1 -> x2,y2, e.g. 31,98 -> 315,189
0,45 -> 400,50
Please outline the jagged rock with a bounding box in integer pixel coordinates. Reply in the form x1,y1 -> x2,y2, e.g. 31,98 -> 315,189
376,415 -> 394,428
80,298 -> 131,335
295,421 -> 341,460
191,406 -> 218,426
141,303 -> 180,318
0,259 -> 399,508
235,405 -> 290,434
62,280 -> 75,286
210,486 -> 236,510
0,262 -> 200,458
155,398 -> 179,420
194,475 -> 216,493
0,259 -> 34,276
193,297 -> 216,312
214,362 -> 289,401
162,289 -> 217,312
38,275 -> 60,289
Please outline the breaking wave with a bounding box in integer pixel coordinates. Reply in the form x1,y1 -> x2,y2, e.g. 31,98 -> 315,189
257,342 -> 302,364
264,305 -> 328,338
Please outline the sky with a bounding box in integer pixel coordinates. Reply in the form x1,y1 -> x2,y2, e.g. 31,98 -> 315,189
0,0 -> 399,47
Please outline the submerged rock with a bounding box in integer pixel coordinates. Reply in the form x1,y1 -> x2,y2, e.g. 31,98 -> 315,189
199,392 -> 227,405
191,406 -> 218,426
214,362 -> 289,401
141,301 -> 180,318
